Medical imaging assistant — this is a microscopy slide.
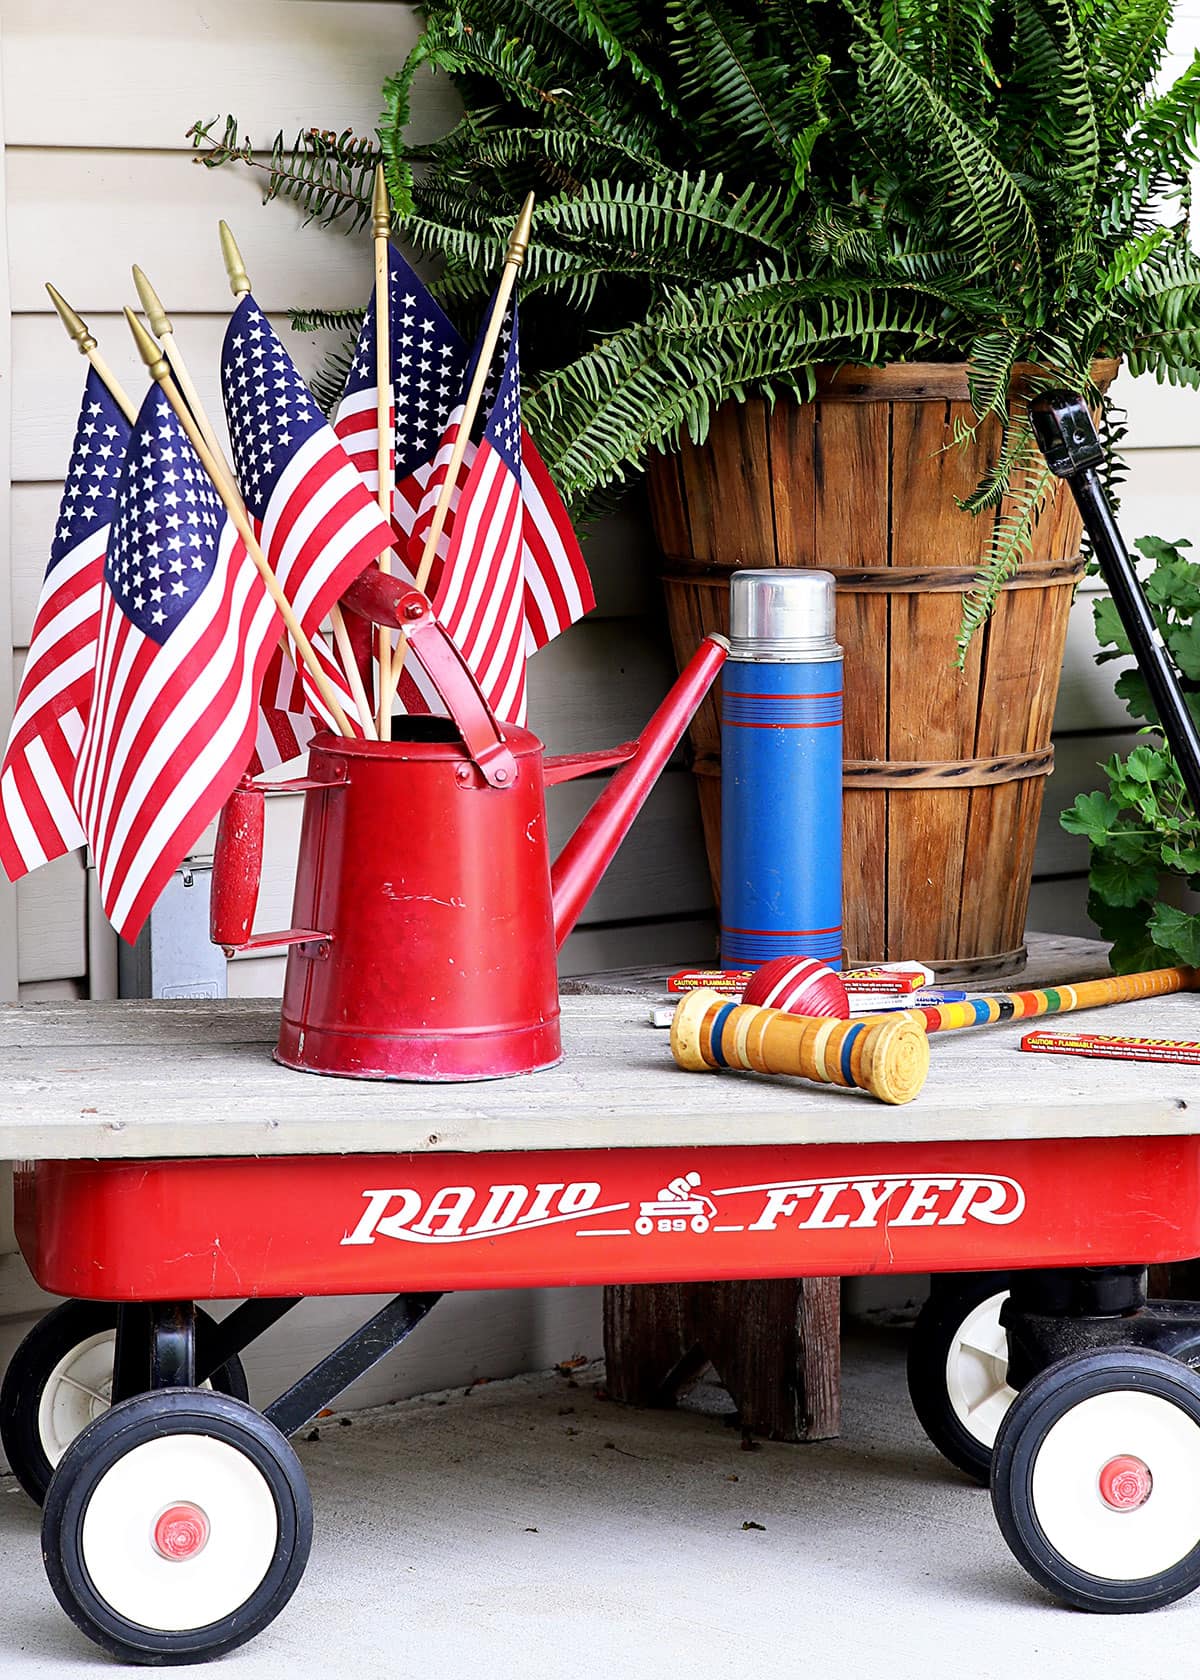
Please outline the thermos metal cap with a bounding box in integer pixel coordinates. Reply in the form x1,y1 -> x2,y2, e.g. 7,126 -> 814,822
728,569 -> 841,663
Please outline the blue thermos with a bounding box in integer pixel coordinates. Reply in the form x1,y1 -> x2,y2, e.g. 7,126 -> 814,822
720,569 -> 844,972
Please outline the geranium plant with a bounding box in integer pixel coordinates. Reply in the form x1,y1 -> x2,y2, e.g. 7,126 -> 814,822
1061,535 -> 1200,970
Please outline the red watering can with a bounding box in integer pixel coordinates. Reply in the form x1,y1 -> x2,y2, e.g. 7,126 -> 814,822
210,573 -> 727,1081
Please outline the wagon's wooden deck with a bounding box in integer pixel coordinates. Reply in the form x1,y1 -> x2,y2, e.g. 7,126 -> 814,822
1,936 -> 1198,1158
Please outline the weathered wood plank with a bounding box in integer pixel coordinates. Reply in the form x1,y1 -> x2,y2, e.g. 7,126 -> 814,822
0,946 -> 1197,1156
1053,582 -> 1135,736
2,2 -> 453,149
603,1276 -> 841,1442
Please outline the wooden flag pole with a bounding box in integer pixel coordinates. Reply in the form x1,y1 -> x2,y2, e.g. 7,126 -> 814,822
413,193 -> 534,599
371,166 -> 395,738
123,307 -> 356,739
45,284 -> 139,426
388,194 -> 535,697
131,265 -> 228,470
216,223 -> 377,739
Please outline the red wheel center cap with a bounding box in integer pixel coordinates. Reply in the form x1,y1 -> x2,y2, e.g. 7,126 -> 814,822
153,1502 -> 211,1561
1098,1455 -> 1153,1512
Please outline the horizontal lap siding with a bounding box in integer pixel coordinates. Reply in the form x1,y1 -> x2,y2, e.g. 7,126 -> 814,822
2,0 -> 718,1002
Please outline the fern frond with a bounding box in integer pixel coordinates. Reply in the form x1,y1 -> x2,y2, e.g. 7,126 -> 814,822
288,307 -> 366,335
666,0 -> 795,163
308,334 -> 359,416
957,449 -> 1054,659
534,172 -> 792,264
845,2 -> 1044,310
966,328 -> 1021,421
188,118 -> 379,231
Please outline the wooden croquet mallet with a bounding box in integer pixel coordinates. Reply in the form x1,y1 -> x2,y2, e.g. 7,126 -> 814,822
902,964 -> 1199,1035
670,988 -> 930,1106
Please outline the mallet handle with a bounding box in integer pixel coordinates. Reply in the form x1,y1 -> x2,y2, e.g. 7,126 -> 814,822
909,965 -> 1197,1034
671,989 -> 929,1106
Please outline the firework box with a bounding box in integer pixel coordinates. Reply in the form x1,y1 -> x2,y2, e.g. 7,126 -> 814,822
1021,1030 -> 1200,1066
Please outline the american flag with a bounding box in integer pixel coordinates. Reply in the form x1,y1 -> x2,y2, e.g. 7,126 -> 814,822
0,370 -> 131,881
333,244 -> 594,700
221,296 -> 396,757
72,385 -> 283,940
433,312 -> 528,723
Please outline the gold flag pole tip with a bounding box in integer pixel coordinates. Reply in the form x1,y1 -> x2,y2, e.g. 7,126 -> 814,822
371,164 -> 391,240
45,283 -> 96,354
132,265 -> 172,340
219,222 -> 252,298
125,307 -> 169,378
506,192 -> 535,266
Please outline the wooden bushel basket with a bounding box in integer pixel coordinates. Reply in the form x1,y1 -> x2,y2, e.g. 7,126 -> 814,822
648,360 -> 1118,983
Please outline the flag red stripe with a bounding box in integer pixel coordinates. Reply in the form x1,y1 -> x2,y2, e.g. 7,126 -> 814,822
101,578 -> 276,930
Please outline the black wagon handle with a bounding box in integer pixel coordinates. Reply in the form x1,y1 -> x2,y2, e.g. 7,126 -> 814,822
1030,391 -> 1200,816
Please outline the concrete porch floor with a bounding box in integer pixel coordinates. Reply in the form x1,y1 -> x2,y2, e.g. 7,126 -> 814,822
0,1326 -> 1189,1679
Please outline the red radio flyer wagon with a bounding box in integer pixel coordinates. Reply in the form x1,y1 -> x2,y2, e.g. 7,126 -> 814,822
5,954 -> 1200,1663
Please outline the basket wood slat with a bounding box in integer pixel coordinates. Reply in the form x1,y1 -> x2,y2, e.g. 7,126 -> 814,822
648,361 -> 1117,982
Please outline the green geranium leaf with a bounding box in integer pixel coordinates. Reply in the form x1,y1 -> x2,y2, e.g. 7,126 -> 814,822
1148,903 -> 1200,967
1136,536 -> 1192,564
1088,852 -> 1161,908
1106,826 -> 1157,864
1146,560 -> 1200,615
1124,744 -> 1168,784
1092,596 -> 1131,654
1113,670 -> 1154,724
1162,845 -> 1200,874
1086,894 -> 1161,975
1060,789 -> 1120,843
1169,619 -> 1200,682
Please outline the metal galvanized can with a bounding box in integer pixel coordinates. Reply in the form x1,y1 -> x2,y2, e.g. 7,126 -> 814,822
720,569 -> 843,971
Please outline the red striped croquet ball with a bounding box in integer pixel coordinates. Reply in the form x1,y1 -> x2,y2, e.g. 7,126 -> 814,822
742,956 -> 851,1019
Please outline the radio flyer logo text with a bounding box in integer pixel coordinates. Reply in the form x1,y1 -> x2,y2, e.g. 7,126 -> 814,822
342,1170 -> 1025,1246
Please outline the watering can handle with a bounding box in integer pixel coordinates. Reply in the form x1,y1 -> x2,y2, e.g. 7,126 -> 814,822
341,570 -> 517,789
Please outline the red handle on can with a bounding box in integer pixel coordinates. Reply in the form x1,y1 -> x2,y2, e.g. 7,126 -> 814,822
210,780 -> 265,948
341,570 -> 518,788
210,777 -> 334,955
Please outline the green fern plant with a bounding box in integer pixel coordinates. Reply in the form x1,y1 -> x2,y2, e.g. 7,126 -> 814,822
191,1 -> 1200,656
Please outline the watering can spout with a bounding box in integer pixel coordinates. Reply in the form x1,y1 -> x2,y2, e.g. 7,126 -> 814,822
550,634 -> 728,949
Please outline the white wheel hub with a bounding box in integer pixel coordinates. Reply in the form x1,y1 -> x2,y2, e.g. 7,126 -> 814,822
945,1291 -> 1015,1449
1032,1388 -> 1200,1580
38,1332 -> 215,1470
80,1432 -> 280,1631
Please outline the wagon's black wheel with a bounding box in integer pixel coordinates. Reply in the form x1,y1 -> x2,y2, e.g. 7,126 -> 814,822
42,1388 -> 311,1665
906,1274 -> 1013,1484
991,1348 -> 1200,1612
0,1300 -> 249,1506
